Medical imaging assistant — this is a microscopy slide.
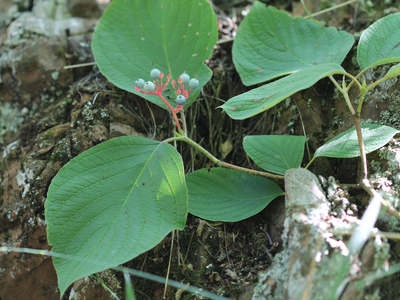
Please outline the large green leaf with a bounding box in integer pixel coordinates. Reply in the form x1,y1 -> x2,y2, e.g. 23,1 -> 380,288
92,0 -> 218,110
314,124 -> 399,158
357,13 -> 400,70
243,135 -> 305,175
45,136 -> 188,296
232,2 -> 354,86
187,168 -> 284,222
220,63 -> 345,120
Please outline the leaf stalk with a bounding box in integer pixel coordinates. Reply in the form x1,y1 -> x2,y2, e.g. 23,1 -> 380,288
163,136 -> 284,180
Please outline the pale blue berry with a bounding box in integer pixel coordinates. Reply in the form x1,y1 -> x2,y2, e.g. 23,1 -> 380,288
144,81 -> 155,92
179,73 -> 190,84
135,78 -> 145,88
189,78 -> 199,89
176,95 -> 186,105
150,68 -> 161,79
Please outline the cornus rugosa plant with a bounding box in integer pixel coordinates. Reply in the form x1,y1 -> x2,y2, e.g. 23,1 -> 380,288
133,69 -> 199,132
41,0 -> 400,297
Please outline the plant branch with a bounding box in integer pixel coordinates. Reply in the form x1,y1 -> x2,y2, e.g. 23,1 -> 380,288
356,89 -> 366,114
329,75 -> 356,115
343,72 -> 363,92
350,63 -> 398,92
331,74 -> 368,181
179,111 -> 187,135
163,136 -> 284,180
365,74 -> 399,93
360,181 -> 400,221
354,115 -> 368,181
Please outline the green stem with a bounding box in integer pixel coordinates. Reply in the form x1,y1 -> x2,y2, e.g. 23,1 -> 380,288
343,72 -> 363,92
301,0 -> 324,27
365,74 -> 398,93
329,75 -> 356,115
329,74 -> 369,181
356,90 -> 366,114
163,136 -> 284,180
354,114 -> 368,181
347,62 -> 398,92
91,274 -> 121,300
179,111 -> 187,135
343,92 -> 356,115
305,0 -> 359,18
305,157 -> 316,169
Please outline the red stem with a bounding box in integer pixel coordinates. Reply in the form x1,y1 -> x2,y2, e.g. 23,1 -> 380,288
158,93 -> 182,133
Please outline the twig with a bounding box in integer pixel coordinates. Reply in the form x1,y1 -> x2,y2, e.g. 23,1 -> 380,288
164,231 -> 175,299
261,244 -> 274,262
223,223 -> 231,266
63,62 -> 97,69
304,0 -> 359,19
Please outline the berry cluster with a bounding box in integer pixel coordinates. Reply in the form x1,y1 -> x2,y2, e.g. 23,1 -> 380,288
134,68 -> 199,113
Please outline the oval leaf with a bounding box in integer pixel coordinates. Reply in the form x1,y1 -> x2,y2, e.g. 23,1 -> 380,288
314,124 -> 399,158
187,168 -> 284,222
243,135 -> 306,175
385,63 -> 400,78
92,0 -> 218,110
233,2 -> 354,86
357,13 -> 400,70
45,136 -> 188,296
219,63 -> 345,120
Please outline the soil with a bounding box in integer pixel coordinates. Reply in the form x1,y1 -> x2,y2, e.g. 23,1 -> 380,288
1,0 -> 400,300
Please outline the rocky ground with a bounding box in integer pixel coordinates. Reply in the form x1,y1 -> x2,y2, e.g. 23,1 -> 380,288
1,0 -> 400,299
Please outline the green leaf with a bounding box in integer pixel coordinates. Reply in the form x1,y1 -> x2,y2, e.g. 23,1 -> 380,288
187,168 -> 284,222
385,63 -> 400,78
357,13 -> 400,70
314,124 -> 399,158
124,272 -> 136,300
92,0 -> 218,110
232,2 -> 354,86
45,136 -> 188,296
219,63 -> 345,120
243,135 -> 306,175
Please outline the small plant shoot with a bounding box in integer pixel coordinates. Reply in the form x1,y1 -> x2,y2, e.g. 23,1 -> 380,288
41,0 -> 400,297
